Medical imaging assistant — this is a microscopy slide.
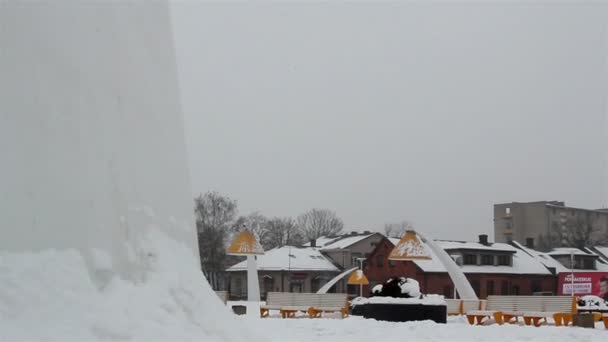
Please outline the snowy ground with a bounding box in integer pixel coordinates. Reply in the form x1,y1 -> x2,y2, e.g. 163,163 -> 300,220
243,315 -> 607,342
3,235 -> 606,341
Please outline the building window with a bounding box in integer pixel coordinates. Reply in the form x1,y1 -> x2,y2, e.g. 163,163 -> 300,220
471,280 -> 481,297
501,280 -> 509,295
531,279 -> 542,294
463,254 -> 477,265
481,255 -> 494,266
290,281 -> 303,293
582,258 -> 595,270
487,280 -> 494,296
377,254 -> 384,268
497,255 -> 510,266
443,286 -> 453,299
389,260 -> 396,268
512,285 -> 520,295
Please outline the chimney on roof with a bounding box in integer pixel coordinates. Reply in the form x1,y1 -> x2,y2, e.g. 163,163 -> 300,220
310,239 -> 316,248
363,230 -> 371,234
525,238 -> 534,249
350,231 -> 357,236
478,234 -> 489,246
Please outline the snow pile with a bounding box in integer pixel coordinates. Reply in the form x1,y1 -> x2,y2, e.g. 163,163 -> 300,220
372,277 -> 422,298
398,278 -> 421,297
256,316 -> 608,342
577,295 -> 608,310
0,230 -> 255,341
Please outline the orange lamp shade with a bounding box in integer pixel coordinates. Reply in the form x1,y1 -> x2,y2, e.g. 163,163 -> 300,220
388,230 -> 431,260
227,230 -> 264,256
347,270 -> 369,285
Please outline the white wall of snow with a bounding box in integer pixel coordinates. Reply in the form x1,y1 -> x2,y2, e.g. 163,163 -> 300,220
0,1 -> 195,279
0,3 -> 251,340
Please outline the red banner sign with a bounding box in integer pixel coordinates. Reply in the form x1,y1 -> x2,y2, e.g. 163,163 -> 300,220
557,272 -> 608,296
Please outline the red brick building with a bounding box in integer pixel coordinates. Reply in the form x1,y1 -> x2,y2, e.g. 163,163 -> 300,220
359,236 -> 556,298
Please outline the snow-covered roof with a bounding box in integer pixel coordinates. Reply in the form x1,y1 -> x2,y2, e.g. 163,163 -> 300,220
301,236 -> 338,248
512,242 -> 608,273
226,246 -> 339,272
593,246 -> 608,261
387,238 -> 550,275
547,248 -> 598,257
437,240 -> 516,253
511,241 -> 565,271
321,233 -> 378,250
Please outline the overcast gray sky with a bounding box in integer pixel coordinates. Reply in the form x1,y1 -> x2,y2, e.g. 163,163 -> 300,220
171,1 -> 608,240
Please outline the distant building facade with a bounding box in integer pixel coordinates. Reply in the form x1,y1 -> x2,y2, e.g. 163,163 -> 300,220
226,246 -> 340,300
363,235 -> 556,299
494,201 -> 608,250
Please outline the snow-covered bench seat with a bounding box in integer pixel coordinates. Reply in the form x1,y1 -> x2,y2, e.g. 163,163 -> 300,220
260,292 -> 349,319
466,296 -> 576,326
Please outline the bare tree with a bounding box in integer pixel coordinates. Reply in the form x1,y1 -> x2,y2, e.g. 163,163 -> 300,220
297,208 -> 344,240
194,191 -> 238,290
550,212 -> 602,248
265,217 -> 303,249
384,220 -> 413,238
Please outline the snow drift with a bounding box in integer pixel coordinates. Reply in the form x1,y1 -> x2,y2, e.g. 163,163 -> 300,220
0,2 -> 249,340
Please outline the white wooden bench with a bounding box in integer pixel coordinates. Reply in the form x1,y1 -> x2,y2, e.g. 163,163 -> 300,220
466,296 -> 576,326
446,299 -> 461,316
445,299 -> 486,316
260,292 -> 349,319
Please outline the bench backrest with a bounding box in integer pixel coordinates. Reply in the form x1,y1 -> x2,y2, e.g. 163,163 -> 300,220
265,292 -> 348,308
445,299 -> 461,315
485,296 -> 575,313
445,299 -> 486,315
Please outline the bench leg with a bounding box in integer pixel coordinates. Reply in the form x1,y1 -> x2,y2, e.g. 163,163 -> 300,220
493,312 -> 504,325
532,317 -> 542,327
562,314 -> 573,326
341,307 -> 348,319
260,308 -> 269,318
592,313 -> 602,322
603,316 -> 608,329
553,313 -> 563,326
503,314 -> 517,324
307,308 -> 321,318
523,317 -> 532,326
466,315 -> 476,325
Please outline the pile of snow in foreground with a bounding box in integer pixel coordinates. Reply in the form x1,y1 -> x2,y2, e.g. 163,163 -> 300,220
0,230 -> 256,342
252,315 -> 607,342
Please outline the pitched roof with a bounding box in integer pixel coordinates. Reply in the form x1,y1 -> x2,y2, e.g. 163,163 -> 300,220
321,233 -> 381,250
512,242 -> 608,273
437,240 -> 516,253
301,236 -> 338,248
592,246 -> 608,261
226,246 -> 339,272
387,238 -> 550,275
547,247 -> 598,257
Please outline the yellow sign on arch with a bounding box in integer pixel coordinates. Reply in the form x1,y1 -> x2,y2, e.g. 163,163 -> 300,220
347,269 -> 369,285
388,230 -> 432,260
227,230 -> 264,256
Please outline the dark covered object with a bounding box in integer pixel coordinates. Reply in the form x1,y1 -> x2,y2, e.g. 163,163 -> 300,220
362,303 -> 446,323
